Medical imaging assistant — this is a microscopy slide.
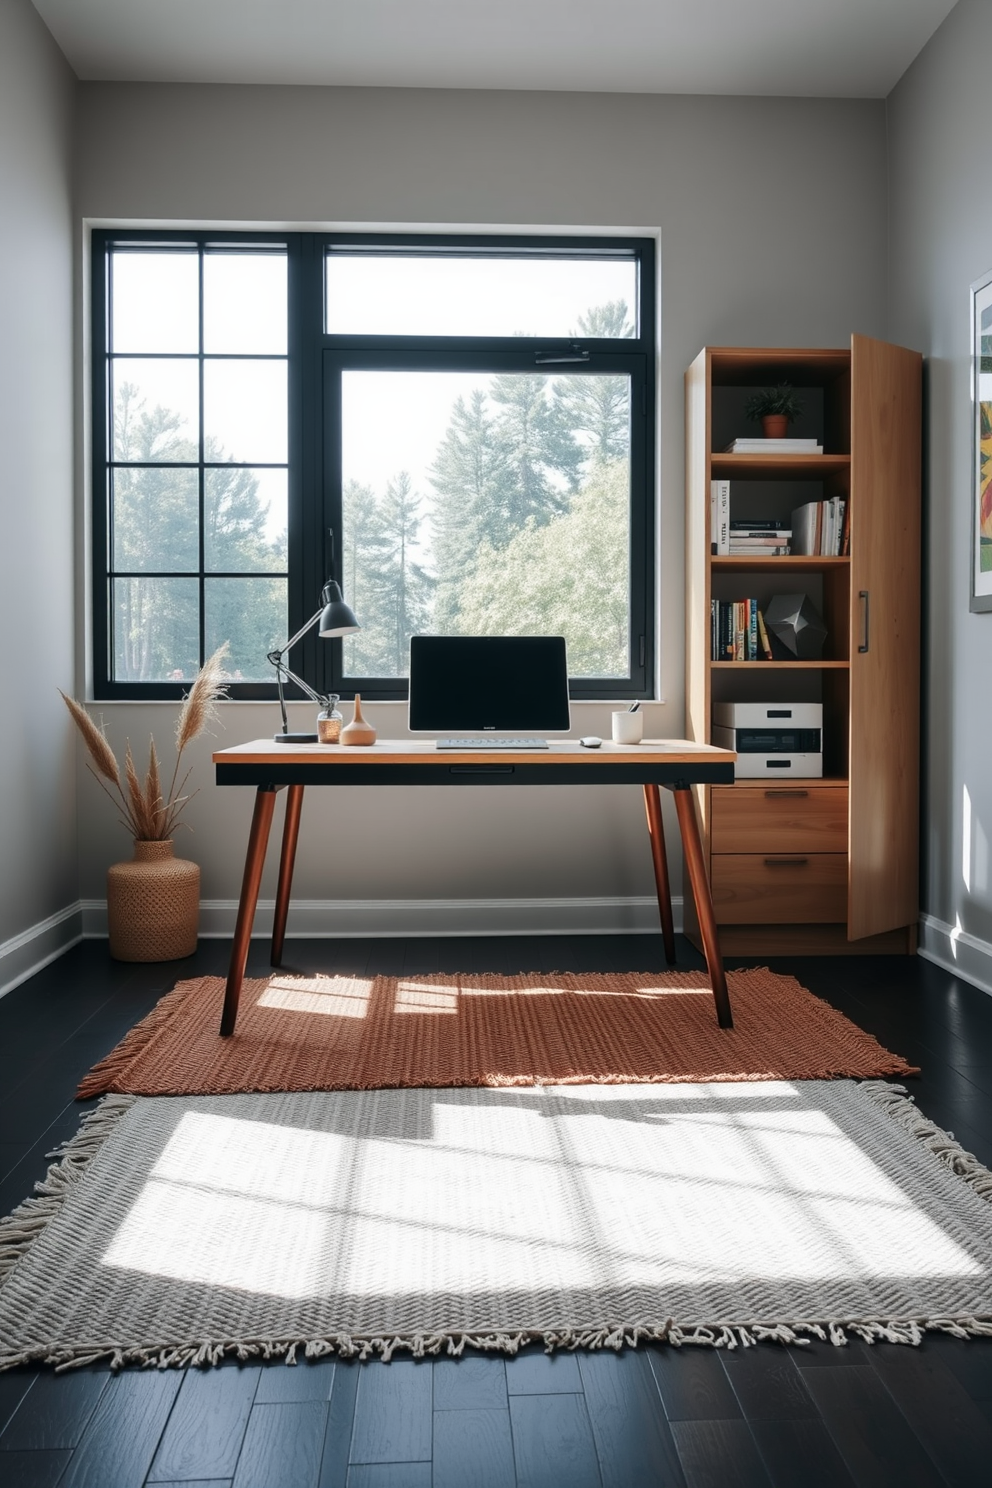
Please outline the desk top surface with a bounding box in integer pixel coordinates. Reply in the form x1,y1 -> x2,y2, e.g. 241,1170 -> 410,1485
214,737 -> 735,768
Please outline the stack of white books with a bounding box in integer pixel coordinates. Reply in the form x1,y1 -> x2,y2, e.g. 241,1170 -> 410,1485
724,438 -> 823,454
791,497 -> 847,555
729,522 -> 792,556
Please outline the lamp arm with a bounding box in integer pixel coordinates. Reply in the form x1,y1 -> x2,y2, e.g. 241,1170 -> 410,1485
267,606 -> 330,736
267,656 -> 327,710
273,606 -> 323,659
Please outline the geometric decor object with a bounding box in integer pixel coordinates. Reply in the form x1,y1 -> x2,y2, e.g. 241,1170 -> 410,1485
764,592 -> 828,659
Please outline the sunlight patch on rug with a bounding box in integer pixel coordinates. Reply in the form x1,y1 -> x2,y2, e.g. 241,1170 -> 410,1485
257,975 -> 373,1019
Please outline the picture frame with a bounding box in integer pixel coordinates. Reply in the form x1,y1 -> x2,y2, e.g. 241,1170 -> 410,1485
971,268 -> 992,610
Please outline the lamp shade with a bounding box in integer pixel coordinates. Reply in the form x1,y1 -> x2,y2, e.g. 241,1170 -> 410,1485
318,580 -> 361,638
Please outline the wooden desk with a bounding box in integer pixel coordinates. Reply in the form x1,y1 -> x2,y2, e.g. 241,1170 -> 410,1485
213,738 -> 737,1035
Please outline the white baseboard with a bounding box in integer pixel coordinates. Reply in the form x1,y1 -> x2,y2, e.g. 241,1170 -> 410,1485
0,903 -> 83,1000
918,912 -> 992,997
81,895 -> 682,940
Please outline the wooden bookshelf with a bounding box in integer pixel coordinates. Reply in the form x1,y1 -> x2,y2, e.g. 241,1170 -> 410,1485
684,336 -> 922,956
712,555 -> 850,573
711,454 -> 851,479
710,660 -> 850,670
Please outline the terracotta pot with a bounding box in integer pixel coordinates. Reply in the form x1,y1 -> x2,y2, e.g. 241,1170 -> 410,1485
106,840 -> 200,961
341,693 -> 377,746
761,413 -> 790,438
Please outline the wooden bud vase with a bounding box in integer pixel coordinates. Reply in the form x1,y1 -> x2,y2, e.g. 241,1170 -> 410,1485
340,693 -> 376,746
106,839 -> 200,961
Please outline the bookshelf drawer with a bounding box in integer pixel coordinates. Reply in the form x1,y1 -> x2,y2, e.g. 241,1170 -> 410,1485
711,852 -> 848,923
710,785 -> 848,854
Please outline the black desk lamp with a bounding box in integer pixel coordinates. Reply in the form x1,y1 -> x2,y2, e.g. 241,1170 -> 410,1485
267,577 -> 360,743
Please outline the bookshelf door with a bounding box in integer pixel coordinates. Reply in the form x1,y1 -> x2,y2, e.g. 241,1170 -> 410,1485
847,334 -> 922,940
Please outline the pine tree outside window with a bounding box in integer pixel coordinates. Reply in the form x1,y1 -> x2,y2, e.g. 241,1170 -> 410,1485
91,232 -> 655,701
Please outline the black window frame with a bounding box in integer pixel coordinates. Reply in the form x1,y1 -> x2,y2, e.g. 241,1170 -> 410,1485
91,229 -> 656,702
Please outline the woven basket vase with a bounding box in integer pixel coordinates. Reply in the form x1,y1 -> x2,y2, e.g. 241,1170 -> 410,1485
106,840 -> 200,962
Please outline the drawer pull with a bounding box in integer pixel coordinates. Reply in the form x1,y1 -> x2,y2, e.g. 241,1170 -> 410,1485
763,857 -> 809,867
765,789 -> 808,798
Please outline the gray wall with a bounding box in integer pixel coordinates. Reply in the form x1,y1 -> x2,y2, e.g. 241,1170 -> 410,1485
0,0 -> 78,979
888,0 -> 992,989
72,84 -> 889,923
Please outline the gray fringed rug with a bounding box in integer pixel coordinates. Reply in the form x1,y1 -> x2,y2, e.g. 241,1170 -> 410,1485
3,1080 -> 992,1371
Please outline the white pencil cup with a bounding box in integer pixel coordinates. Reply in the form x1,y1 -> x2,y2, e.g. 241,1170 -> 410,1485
611,710 -> 643,744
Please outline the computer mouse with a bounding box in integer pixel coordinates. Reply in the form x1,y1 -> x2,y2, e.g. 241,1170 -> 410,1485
579,735 -> 602,748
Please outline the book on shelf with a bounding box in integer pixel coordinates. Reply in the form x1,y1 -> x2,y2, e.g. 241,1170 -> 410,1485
711,600 -> 733,659
723,438 -> 823,454
790,496 -> 847,556
709,478 -> 730,554
729,520 -> 791,532
710,598 -> 776,660
839,496 -> 851,556
725,541 -> 797,553
728,544 -> 791,555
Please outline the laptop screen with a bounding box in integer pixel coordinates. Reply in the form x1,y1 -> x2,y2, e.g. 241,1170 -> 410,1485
408,636 -> 571,734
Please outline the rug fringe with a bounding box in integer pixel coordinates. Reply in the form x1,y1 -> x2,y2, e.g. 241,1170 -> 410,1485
858,1081 -> 992,1203
75,978 -> 218,1099
8,1314 -> 992,1373
0,1095 -> 135,1283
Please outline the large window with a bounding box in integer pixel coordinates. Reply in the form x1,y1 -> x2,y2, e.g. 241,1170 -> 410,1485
92,232 -> 655,700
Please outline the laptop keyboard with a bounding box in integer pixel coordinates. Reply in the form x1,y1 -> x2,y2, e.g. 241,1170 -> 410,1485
435,737 -> 550,750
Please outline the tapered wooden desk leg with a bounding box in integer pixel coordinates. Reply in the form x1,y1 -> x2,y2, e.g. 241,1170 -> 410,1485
643,784 -> 676,964
271,784 -> 304,966
220,786 -> 277,1037
670,785 -> 733,1029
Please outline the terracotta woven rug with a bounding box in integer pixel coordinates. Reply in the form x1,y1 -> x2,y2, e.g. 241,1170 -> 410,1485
78,968 -> 916,1099
3,1080 -> 992,1371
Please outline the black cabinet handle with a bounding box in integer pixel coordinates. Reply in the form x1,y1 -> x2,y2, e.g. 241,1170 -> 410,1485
765,789 -> 809,798
763,857 -> 809,867
859,590 -> 870,653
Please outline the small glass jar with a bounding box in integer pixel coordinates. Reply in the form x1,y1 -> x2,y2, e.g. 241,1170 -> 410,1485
317,695 -> 343,744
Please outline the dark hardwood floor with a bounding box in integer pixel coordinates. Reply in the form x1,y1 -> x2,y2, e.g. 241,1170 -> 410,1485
2,933 -> 992,1487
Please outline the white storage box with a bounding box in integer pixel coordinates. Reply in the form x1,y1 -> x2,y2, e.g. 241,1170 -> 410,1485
712,701 -> 822,729
712,726 -> 823,778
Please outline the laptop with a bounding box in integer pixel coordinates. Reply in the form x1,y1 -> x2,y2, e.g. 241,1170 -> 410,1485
408,636 -> 571,748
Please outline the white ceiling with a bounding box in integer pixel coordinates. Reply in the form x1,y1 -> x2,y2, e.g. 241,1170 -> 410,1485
32,0 -> 956,97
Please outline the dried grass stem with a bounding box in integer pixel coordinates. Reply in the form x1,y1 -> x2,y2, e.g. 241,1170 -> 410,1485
61,643 -> 230,842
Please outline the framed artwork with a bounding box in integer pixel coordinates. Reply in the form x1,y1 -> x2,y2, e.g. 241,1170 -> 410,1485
972,269 -> 992,610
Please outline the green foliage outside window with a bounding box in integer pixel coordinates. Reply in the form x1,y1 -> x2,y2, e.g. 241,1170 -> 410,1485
342,302 -> 632,679
112,384 -> 286,682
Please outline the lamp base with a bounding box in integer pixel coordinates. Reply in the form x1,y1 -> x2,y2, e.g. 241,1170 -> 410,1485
274,732 -> 318,744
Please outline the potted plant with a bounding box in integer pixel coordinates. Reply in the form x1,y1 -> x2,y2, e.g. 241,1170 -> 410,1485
62,644 -> 229,961
743,384 -> 805,439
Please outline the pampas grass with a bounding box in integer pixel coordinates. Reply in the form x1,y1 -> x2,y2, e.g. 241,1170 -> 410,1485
61,643 -> 230,842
